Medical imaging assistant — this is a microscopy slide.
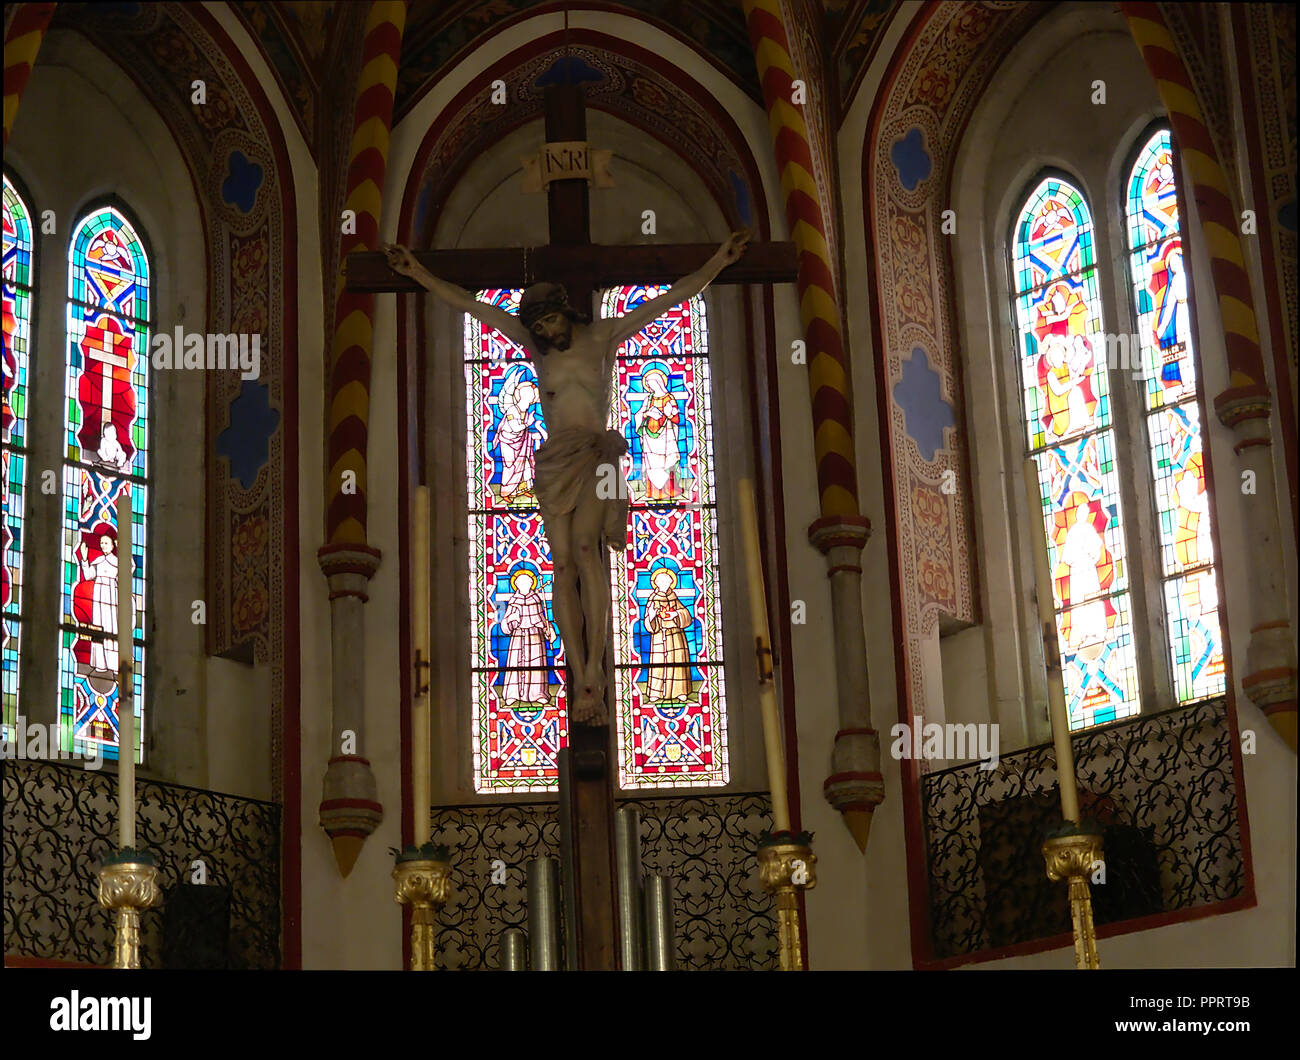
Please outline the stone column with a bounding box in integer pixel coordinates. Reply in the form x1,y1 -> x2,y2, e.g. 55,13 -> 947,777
743,0 -> 887,847
1217,394 -> 1297,748
811,516 -> 885,851
316,544 -> 384,875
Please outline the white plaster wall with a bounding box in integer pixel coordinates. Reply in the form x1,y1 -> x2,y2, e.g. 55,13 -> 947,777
8,27 -> 271,799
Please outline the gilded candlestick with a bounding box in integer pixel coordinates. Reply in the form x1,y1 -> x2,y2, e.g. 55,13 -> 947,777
757,831 -> 816,971
97,851 -> 160,970
393,844 -> 452,971
1042,826 -> 1103,969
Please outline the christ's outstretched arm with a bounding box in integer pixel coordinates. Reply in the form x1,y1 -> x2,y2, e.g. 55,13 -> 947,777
383,244 -> 534,350
603,230 -> 750,348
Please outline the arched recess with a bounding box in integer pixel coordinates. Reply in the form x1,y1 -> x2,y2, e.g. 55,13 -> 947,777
40,0 -> 302,962
390,27 -> 791,807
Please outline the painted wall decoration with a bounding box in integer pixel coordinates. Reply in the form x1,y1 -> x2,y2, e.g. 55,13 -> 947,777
867,2 -> 1044,730
465,287 -> 728,793
60,206 -> 150,760
1125,128 -> 1225,703
2,174 -> 33,734
394,0 -> 762,122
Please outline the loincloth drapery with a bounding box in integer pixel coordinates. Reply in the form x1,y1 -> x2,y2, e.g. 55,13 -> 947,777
534,427 -> 629,550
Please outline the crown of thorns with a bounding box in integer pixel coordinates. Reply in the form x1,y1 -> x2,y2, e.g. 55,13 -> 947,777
519,282 -> 587,328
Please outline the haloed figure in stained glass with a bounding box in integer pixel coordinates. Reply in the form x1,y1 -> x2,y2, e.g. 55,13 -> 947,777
1055,498 -> 1115,660
493,366 -> 543,505
634,367 -> 683,501
1037,286 -> 1097,441
644,566 -> 693,703
500,567 -> 553,707
74,522 -> 122,679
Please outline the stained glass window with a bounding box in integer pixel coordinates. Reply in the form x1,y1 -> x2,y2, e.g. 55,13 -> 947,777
61,206 -> 149,762
2,175 -> 34,737
603,285 -> 729,789
1013,177 -> 1141,730
1126,129 -> 1225,702
465,287 -> 729,791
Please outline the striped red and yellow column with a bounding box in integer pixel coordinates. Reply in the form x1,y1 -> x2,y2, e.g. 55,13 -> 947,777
326,0 -> 407,546
1121,2 -> 1268,404
3,3 -> 57,146
743,0 -> 859,521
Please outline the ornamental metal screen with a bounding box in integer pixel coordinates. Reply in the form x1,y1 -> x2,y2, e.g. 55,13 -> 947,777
920,696 -> 1246,960
428,792 -> 777,970
3,758 -> 280,968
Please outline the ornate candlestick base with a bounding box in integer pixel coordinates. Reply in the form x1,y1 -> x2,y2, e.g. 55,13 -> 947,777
757,831 -> 816,971
1042,826 -> 1103,969
97,850 -> 162,970
393,844 -> 452,971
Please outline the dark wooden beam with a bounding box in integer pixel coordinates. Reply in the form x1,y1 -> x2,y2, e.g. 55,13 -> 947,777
563,723 -> 619,970
545,84 -> 590,249
346,241 -> 800,293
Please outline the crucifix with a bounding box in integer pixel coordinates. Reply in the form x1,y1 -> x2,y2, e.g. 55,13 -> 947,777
350,80 -> 797,969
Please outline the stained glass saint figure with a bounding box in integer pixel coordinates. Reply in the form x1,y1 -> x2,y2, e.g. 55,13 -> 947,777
634,366 -> 683,501
493,365 -> 543,505
644,566 -> 692,703
500,567 -> 553,707
74,521 -> 121,678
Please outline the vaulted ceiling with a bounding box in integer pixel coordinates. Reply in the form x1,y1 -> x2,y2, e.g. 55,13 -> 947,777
227,0 -> 905,154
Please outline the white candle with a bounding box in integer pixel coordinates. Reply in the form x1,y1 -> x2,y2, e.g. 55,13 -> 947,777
412,486 -> 431,846
1022,459 -> 1079,822
737,479 -> 791,834
116,490 -> 135,849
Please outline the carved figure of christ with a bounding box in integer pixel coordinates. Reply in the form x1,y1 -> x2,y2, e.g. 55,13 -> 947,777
384,232 -> 749,723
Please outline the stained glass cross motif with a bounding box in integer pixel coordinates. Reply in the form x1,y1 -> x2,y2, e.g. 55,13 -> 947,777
2,175 -> 34,736
61,206 -> 150,761
1013,177 -> 1140,730
1126,129 -> 1225,703
466,285 -> 729,792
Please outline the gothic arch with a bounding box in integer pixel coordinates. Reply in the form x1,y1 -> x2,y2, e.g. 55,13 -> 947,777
389,25 -> 783,803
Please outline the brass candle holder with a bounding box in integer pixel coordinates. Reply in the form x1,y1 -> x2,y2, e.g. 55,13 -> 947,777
756,830 -> 816,971
393,843 -> 452,971
1042,823 -> 1103,969
97,849 -> 161,970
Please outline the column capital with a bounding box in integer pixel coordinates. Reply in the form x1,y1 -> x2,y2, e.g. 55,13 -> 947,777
317,543 -> 383,599
808,514 -> 871,555
1214,384 -> 1272,429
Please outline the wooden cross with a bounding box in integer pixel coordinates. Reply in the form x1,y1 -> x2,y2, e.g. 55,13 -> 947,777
349,82 -> 797,970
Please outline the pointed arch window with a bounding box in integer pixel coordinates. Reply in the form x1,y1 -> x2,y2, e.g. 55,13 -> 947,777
1012,177 -> 1141,730
2,174 -> 35,733
60,205 -> 150,761
1124,129 -> 1225,702
464,287 -> 729,792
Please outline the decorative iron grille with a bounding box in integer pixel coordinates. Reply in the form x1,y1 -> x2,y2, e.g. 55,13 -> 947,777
3,758 -> 280,968
428,792 -> 778,970
920,696 -> 1246,960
